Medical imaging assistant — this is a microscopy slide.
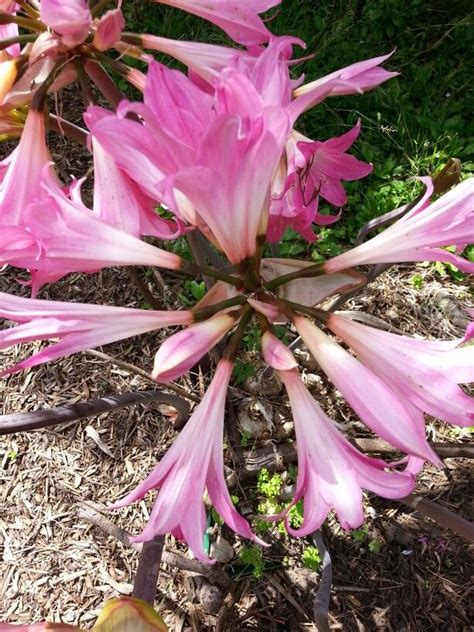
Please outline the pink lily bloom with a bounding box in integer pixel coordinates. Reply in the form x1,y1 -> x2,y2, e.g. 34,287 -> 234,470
0,292 -> 191,377
84,108 -> 182,239
92,8 -> 125,52
0,108 -> 51,224
154,0 -> 279,45
293,315 -> 441,465
325,177 -> 474,274
261,330 -> 297,371
0,1 -> 20,58
9,167 -> 183,294
290,52 -> 399,121
40,0 -> 92,48
326,313 -> 474,427
111,360 -> 265,561
135,35 -> 255,86
296,120 -> 373,207
277,369 -> 416,535
152,313 -> 237,383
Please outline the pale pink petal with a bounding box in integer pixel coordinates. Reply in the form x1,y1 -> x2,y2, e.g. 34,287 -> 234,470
0,292 -> 191,376
92,8 -> 125,51
152,314 -> 236,382
40,0 -> 92,47
261,330 -> 297,370
325,177 -> 474,273
155,0 -> 279,45
327,313 -> 474,428
279,369 -> 415,535
293,315 -> 440,464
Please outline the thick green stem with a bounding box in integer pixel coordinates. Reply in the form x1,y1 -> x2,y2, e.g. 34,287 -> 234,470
277,298 -> 329,324
264,262 -> 325,291
84,60 -> 126,109
0,12 -> 44,31
0,34 -> 36,50
223,307 -> 253,361
192,295 -> 247,322
90,0 -> 112,18
182,261 -> 243,289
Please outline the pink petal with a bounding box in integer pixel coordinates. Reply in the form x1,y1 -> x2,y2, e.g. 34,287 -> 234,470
152,314 -> 236,382
155,0 -> 279,45
293,315 -> 440,464
261,330 -> 297,370
92,8 -> 125,52
40,0 -> 92,47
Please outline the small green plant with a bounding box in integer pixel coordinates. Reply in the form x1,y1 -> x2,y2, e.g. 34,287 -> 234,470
410,273 -> 424,290
302,546 -> 322,571
368,538 -> 382,554
351,527 -> 369,542
239,545 -> 265,579
232,358 -> 255,386
239,430 -> 252,447
257,468 -> 283,499
178,280 -> 206,307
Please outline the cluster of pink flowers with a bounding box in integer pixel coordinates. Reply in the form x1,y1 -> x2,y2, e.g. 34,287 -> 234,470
0,0 -> 473,563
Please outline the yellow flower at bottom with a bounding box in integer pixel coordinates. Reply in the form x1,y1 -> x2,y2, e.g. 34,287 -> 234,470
93,598 -> 168,632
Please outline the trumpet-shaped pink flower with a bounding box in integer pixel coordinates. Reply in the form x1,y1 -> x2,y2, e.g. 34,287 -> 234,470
293,315 -> 441,465
325,177 -> 474,273
0,292 -> 191,377
154,0 -> 279,45
326,313 -> 474,427
0,2 -> 19,58
111,360 -> 264,561
92,8 -> 125,52
10,167 -> 183,293
152,314 -> 236,383
277,369 -> 416,535
297,120 -> 373,207
84,108 -> 182,239
40,0 -> 92,48
290,52 -> 399,121
0,109 -> 51,225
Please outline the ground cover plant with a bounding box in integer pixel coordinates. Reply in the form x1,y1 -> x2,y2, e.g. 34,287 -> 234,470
0,1 -> 473,630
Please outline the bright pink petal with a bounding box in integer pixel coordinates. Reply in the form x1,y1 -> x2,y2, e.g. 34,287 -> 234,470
0,109 -> 52,224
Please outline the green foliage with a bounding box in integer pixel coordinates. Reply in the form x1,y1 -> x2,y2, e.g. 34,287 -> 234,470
178,280 -> 206,307
257,468 -> 283,499
302,546 -> 322,571
239,545 -> 265,579
232,358 -> 255,386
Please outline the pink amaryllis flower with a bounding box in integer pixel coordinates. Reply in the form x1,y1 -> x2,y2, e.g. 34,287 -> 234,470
84,107 -> 182,239
92,8 -> 125,52
40,0 -> 92,48
277,369 -> 416,535
293,314 -> 441,465
326,313 -> 474,427
0,1 -> 20,58
325,176 -> 474,274
9,166 -> 183,294
111,360 -> 265,562
289,52 -> 399,121
296,120 -> 373,207
0,292 -> 191,376
153,0 -> 279,45
153,313 -> 237,382
0,108 -> 51,225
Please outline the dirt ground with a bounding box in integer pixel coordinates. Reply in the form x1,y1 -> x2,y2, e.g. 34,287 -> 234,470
0,256 -> 472,631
